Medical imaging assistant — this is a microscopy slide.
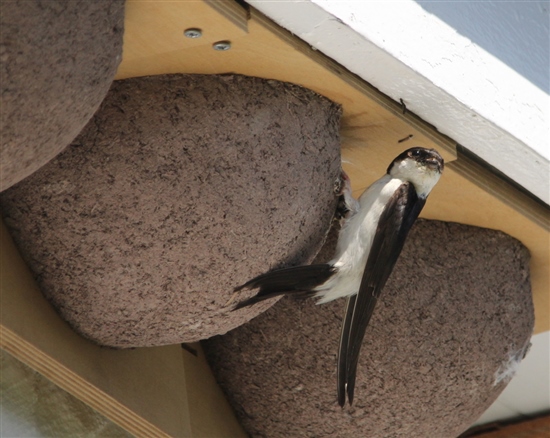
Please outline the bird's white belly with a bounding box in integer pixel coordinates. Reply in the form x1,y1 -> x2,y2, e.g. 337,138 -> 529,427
314,175 -> 405,304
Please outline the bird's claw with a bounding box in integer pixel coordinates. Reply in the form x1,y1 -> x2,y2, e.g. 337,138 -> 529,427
335,170 -> 359,220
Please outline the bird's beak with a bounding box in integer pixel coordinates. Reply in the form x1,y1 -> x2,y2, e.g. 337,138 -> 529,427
426,157 -> 442,172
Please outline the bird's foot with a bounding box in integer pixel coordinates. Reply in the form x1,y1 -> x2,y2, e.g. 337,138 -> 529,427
335,170 -> 359,220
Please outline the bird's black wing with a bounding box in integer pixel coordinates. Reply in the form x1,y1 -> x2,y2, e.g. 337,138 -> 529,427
339,182 -> 426,406
233,264 -> 335,310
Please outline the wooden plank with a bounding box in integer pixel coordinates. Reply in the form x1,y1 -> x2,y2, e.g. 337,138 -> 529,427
205,0 -> 249,32
1,327 -> 172,438
182,343 -> 247,438
450,150 -> 549,231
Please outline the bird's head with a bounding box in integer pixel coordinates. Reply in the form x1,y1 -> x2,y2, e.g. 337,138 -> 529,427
387,147 -> 444,198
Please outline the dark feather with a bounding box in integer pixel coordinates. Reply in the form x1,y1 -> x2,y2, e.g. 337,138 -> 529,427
233,264 -> 336,310
337,295 -> 356,407
339,182 -> 426,406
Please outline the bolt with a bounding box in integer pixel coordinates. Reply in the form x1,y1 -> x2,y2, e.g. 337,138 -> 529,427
184,28 -> 202,39
212,41 -> 231,51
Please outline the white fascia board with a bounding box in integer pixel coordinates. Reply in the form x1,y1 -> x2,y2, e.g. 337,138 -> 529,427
248,0 -> 550,204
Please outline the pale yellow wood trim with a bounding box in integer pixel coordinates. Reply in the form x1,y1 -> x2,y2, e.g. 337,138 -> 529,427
0,327 -> 171,438
205,0 -> 249,33
448,152 -> 549,231
183,343 -> 248,438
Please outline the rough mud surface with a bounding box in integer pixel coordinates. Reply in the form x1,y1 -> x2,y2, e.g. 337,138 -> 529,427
1,0 -> 124,191
1,74 -> 342,347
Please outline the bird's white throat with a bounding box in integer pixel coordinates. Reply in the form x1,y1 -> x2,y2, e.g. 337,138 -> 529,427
390,158 -> 441,198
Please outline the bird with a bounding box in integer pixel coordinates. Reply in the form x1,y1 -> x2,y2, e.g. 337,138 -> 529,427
233,147 -> 444,407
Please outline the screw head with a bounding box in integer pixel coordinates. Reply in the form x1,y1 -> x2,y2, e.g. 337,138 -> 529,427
184,28 -> 202,39
212,41 -> 231,51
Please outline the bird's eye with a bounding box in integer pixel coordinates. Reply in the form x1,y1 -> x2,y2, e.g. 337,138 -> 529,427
412,149 -> 421,156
